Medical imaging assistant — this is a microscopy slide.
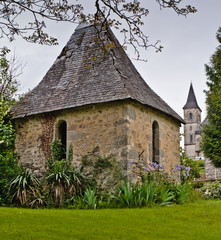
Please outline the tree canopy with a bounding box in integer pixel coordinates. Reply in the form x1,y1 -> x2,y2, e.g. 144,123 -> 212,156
201,27 -> 221,167
0,0 -> 196,59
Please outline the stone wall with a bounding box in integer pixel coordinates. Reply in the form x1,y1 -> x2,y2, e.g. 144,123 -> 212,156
14,116 -> 48,177
205,158 -> 221,180
14,100 -> 181,184
124,102 -> 180,182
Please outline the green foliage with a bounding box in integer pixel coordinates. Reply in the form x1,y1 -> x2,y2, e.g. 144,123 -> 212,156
84,187 -> 97,209
0,53 -> 18,121
47,160 -> 70,187
172,183 -> 193,204
199,181 -> 221,199
9,165 -> 39,206
46,140 -> 88,207
0,52 -> 20,205
180,147 -> 201,181
197,160 -> 205,168
112,180 -> 191,208
50,139 -> 66,162
67,144 -> 73,164
202,27 -> 221,167
0,121 -> 17,200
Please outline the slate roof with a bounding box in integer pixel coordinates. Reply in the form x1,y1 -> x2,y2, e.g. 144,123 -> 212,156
183,83 -> 201,111
12,24 -> 184,123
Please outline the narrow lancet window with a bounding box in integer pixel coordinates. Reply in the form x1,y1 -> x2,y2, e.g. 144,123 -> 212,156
58,120 -> 67,159
152,121 -> 160,164
189,113 -> 192,120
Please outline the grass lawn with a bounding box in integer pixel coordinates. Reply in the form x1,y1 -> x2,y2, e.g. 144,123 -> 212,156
1,200 -> 221,240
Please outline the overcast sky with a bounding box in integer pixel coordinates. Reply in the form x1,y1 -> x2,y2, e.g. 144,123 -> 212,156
1,0 -> 221,123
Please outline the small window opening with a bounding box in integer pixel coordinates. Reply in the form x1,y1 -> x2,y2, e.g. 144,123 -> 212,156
190,126 -> 192,131
190,135 -> 193,144
152,121 -> 160,164
189,113 -> 192,120
58,120 -> 67,159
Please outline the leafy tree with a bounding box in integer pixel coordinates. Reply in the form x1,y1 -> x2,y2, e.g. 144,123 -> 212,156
0,1 -> 196,59
0,51 -> 20,204
202,27 -> 221,167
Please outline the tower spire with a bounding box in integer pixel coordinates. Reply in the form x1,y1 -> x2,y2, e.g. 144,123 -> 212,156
183,83 -> 201,111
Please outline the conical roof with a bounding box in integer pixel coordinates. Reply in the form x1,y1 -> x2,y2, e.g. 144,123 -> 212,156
12,24 -> 184,123
183,83 -> 201,111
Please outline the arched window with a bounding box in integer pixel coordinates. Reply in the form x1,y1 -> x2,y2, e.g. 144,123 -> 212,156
189,113 -> 192,120
58,120 -> 67,159
152,121 -> 160,164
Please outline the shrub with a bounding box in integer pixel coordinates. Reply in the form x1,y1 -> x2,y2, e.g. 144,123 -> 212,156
199,181 -> 221,199
0,120 -> 18,205
180,147 -> 201,181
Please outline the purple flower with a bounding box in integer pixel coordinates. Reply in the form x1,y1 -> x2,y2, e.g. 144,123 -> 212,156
146,180 -> 148,183
186,166 -> 191,171
187,172 -> 190,177
182,165 -> 185,168
177,174 -> 180,178
183,173 -> 186,177
144,167 -> 148,172
130,161 -> 134,164
177,166 -> 181,171
149,163 -> 153,167
173,169 -> 176,173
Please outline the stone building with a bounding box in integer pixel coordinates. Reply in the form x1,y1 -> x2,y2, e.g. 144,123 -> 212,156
183,83 -> 221,179
183,83 -> 203,159
12,24 -> 184,185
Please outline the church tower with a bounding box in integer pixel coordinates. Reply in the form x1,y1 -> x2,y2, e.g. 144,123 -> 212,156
183,83 -> 202,159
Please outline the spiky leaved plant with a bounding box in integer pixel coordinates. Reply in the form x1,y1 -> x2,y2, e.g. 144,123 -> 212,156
9,164 -> 39,205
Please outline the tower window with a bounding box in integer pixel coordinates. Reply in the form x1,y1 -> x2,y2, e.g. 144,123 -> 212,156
190,126 -> 192,131
152,121 -> 160,164
58,120 -> 67,159
189,113 -> 192,120
190,135 -> 193,143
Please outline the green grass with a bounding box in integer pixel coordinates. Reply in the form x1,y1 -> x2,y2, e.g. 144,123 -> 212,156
1,200 -> 221,240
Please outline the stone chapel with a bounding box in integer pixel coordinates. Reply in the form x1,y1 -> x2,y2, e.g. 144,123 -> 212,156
12,23 -> 184,182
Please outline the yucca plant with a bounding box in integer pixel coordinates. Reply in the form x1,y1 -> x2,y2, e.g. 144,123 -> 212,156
9,164 -> 39,206
29,187 -> 48,208
68,166 -> 87,196
47,160 -> 71,206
